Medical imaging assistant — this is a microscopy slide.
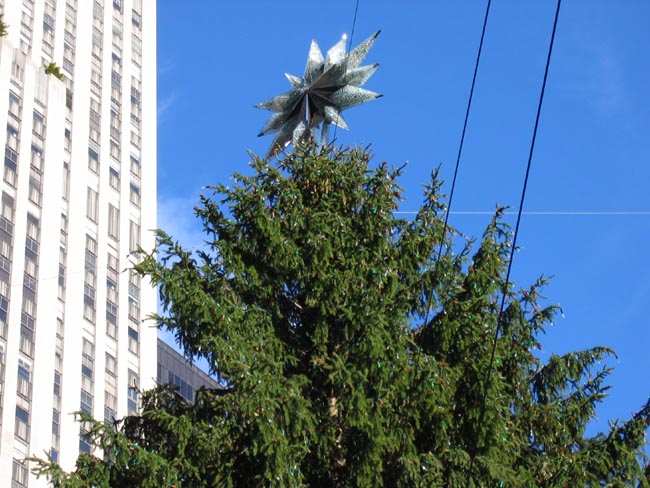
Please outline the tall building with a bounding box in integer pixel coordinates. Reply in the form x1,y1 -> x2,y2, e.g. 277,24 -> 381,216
0,0 -> 156,485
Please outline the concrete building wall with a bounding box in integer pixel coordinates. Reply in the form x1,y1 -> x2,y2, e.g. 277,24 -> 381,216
0,0 -> 156,485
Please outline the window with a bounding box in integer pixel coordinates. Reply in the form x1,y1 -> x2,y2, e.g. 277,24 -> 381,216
12,51 -> 26,84
57,316 -> 64,337
29,166 -> 42,206
19,325 -> 34,357
54,370 -> 61,398
8,92 -> 21,120
88,147 -> 99,173
0,293 -> 8,338
0,254 -> 10,275
33,111 -> 45,139
132,33 -> 142,64
106,352 -> 117,377
130,129 -> 141,148
130,154 -> 141,177
64,127 -> 72,152
111,81 -> 121,104
129,221 -> 140,252
84,282 -> 96,304
131,77 -> 141,107
80,391 -> 93,414
17,360 -> 31,398
66,1 -> 77,27
82,339 -> 94,380
26,215 -> 39,240
112,52 -> 122,72
0,240 -> 11,274
44,10 -> 55,31
128,271 -> 140,299
105,391 -> 117,424
43,21 -> 55,56
15,406 -> 30,441
79,428 -> 92,453
131,100 -> 142,129
132,11 -> 141,30
22,295 -> 35,315
107,253 -> 119,281
86,235 -> 97,266
66,87 -> 73,111
109,167 -> 120,190
86,188 -> 99,222
110,139 -> 120,160
94,1 -> 104,19
84,301 -> 96,323
63,162 -> 70,201
108,204 -> 119,239
106,306 -> 117,338
91,67 -> 102,92
54,337 -> 63,377
26,214 -> 39,256
107,280 -> 117,304
90,97 -> 101,122
127,369 -> 138,413
52,408 -> 61,449
128,326 -> 139,354
63,42 -> 75,73
12,459 -> 28,487
129,182 -> 140,207
1,239 -> 11,258
6,125 -> 19,152
0,331 -> 5,363
31,145 -> 43,172
84,233 -> 97,324
128,297 -> 139,323
4,148 -> 18,187
89,126 -> 100,144
24,257 -> 37,281
1,193 -> 15,229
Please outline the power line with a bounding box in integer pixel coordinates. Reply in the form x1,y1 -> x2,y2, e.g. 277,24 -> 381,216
421,0 -> 492,327
405,4 -> 494,436
436,0 -> 492,261
396,210 -> 650,216
466,0 -> 563,485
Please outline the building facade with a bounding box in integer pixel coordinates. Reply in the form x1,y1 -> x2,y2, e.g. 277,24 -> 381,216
0,0 -> 156,485
157,339 -> 220,404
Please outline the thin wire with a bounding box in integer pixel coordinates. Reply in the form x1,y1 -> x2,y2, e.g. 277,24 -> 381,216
422,0 -> 492,326
402,0 -> 493,457
332,0 -> 360,144
436,0 -> 492,261
466,0 -> 562,485
396,211 -> 650,216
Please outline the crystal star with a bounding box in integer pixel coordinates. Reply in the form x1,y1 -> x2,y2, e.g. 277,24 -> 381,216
256,31 -> 382,160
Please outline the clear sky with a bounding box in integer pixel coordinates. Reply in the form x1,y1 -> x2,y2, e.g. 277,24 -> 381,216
156,1 -> 650,433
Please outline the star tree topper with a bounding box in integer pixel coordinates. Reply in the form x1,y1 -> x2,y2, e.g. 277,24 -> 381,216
256,31 -> 382,160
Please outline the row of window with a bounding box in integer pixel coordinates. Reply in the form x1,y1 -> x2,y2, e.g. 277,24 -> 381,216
5,91 -> 47,213
51,318 -> 64,462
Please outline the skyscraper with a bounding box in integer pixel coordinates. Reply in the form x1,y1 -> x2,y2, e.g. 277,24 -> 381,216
0,0 -> 156,485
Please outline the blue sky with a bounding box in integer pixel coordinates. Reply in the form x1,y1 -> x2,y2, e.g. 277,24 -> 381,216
156,1 -> 650,433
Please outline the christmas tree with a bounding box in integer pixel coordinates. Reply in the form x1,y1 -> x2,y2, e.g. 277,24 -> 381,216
32,143 -> 650,487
